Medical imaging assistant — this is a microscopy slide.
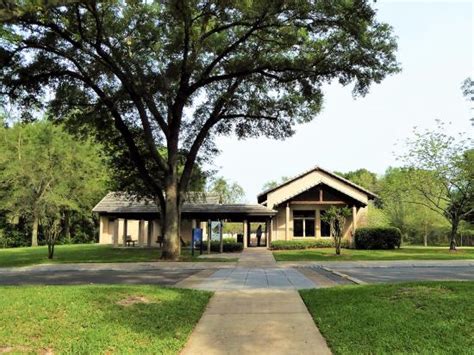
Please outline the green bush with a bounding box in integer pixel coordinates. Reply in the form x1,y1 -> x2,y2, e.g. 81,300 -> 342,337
355,227 -> 402,250
198,238 -> 243,252
271,239 -> 349,250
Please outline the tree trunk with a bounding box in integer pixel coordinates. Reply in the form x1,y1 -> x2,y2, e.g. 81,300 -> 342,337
449,219 -> 459,251
161,178 -> 181,260
47,242 -> 55,259
64,211 -> 71,244
31,214 -> 39,247
335,236 -> 341,255
423,221 -> 428,247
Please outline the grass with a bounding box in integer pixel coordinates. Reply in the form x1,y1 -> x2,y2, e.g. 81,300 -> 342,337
0,285 -> 211,354
300,281 -> 474,354
0,244 -> 238,268
273,246 -> 474,261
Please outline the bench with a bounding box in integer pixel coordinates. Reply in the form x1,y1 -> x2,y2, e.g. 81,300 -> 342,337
125,235 -> 137,247
156,236 -> 163,248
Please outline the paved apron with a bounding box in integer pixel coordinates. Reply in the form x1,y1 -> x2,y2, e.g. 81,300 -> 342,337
181,248 -> 332,355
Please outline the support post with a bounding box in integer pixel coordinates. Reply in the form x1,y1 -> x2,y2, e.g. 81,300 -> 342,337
243,220 -> 248,249
219,220 -> 224,254
138,220 -> 145,246
265,220 -> 269,247
352,205 -> 357,247
207,220 -> 211,254
315,209 -> 321,238
113,218 -> 119,247
269,218 -> 273,248
122,219 -> 128,247
99,216 -> 105,244
147,220 -> 153,247
285,203 -> 290,241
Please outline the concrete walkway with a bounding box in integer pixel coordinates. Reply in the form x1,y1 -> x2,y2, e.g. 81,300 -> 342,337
181,248 -> 332,354
181,290 -> 331,355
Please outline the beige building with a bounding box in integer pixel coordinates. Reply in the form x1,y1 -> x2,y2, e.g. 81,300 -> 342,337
93,166 -> 376,248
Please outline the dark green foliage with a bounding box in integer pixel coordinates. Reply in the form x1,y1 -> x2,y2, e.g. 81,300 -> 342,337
202,238 -> 243,253
271,239 -> 349,250
355,227 -> 402,250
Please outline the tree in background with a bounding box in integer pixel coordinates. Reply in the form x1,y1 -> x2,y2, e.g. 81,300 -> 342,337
399,121 -> 473,250
379,167 -> 448,246
320,206 -> 351,255
208,177 -> 245,204
336,169 -> 380,194
262,176 -> 290,192
0,121 -> 109,254
0,1 -> 399,259
462,77 -> 473,125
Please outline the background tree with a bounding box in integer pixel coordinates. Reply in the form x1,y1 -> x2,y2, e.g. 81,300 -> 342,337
208,177 -> 245,204
0,0 -> 399,259
399,121 -> 473,250
379,167 -> 448,246
336,168 -> 380,194
320,206 -> 351,255
0,120 -> 109,252
461,77 -> 473,125
261,176 -> 290,192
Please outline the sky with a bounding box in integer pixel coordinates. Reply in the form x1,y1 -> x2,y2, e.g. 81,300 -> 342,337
207,0 -> 474,203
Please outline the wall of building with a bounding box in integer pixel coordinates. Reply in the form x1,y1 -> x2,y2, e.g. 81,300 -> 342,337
98,216 -> 198,246
271,204 -> 368,243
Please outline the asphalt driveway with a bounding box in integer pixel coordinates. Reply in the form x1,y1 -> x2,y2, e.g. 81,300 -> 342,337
0,268 -> 200,285
327,265 -> 474,283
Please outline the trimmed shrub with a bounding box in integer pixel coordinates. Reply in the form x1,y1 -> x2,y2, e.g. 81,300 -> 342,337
355,227 -> 402,250
270,239 -> 349,250
198,238 -> 243,252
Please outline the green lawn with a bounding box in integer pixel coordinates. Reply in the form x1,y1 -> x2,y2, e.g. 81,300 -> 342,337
0,285 -> 211,354
273,247 -> 474,261
300,281 -> 474,354
0,244 -> 237,268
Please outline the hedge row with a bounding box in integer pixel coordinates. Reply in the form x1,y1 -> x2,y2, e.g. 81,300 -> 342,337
270,239 -> 349,250
197,238 -> 243,252
354,227 -> 402,250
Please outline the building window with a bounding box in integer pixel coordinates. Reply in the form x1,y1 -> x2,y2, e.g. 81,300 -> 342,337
293,210 -> 315,237
320,210 -> 331,237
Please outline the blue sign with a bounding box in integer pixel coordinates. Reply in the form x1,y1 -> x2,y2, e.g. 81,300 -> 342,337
192,228 -> 203,256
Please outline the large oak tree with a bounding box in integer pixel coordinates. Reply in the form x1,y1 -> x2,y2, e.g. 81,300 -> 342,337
0,0 -> 399,259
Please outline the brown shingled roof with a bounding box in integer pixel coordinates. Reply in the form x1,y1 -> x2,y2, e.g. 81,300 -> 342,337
93,192 -> 277,216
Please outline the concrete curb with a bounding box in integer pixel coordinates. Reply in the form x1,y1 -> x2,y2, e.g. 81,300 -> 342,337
321,266 -> 367,285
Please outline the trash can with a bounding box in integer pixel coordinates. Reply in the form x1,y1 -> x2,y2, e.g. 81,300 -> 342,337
237,234 -> 243,244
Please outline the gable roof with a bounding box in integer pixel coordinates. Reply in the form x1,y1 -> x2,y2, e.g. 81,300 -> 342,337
257,165 -> 378,203
93,192 -> 277,216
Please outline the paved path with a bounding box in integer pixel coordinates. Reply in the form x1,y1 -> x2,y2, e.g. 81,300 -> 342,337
181,248 -> 332,354
177,248 -> 348,291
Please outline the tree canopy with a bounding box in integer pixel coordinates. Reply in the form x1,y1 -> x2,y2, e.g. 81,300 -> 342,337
0,120 -> 109,253
398,121 -> 473,250
0,0 -> 400,259
208,176 -> 245,204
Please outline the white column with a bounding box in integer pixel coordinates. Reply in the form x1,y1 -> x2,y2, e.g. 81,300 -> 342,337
285,203 -> 290,241
99,216 -> 104,243
113,218 -> 119,247
138,220 -> 145,246
243,220 -> 248,249
122,218 -> 128,246
316,209 -> 321,238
